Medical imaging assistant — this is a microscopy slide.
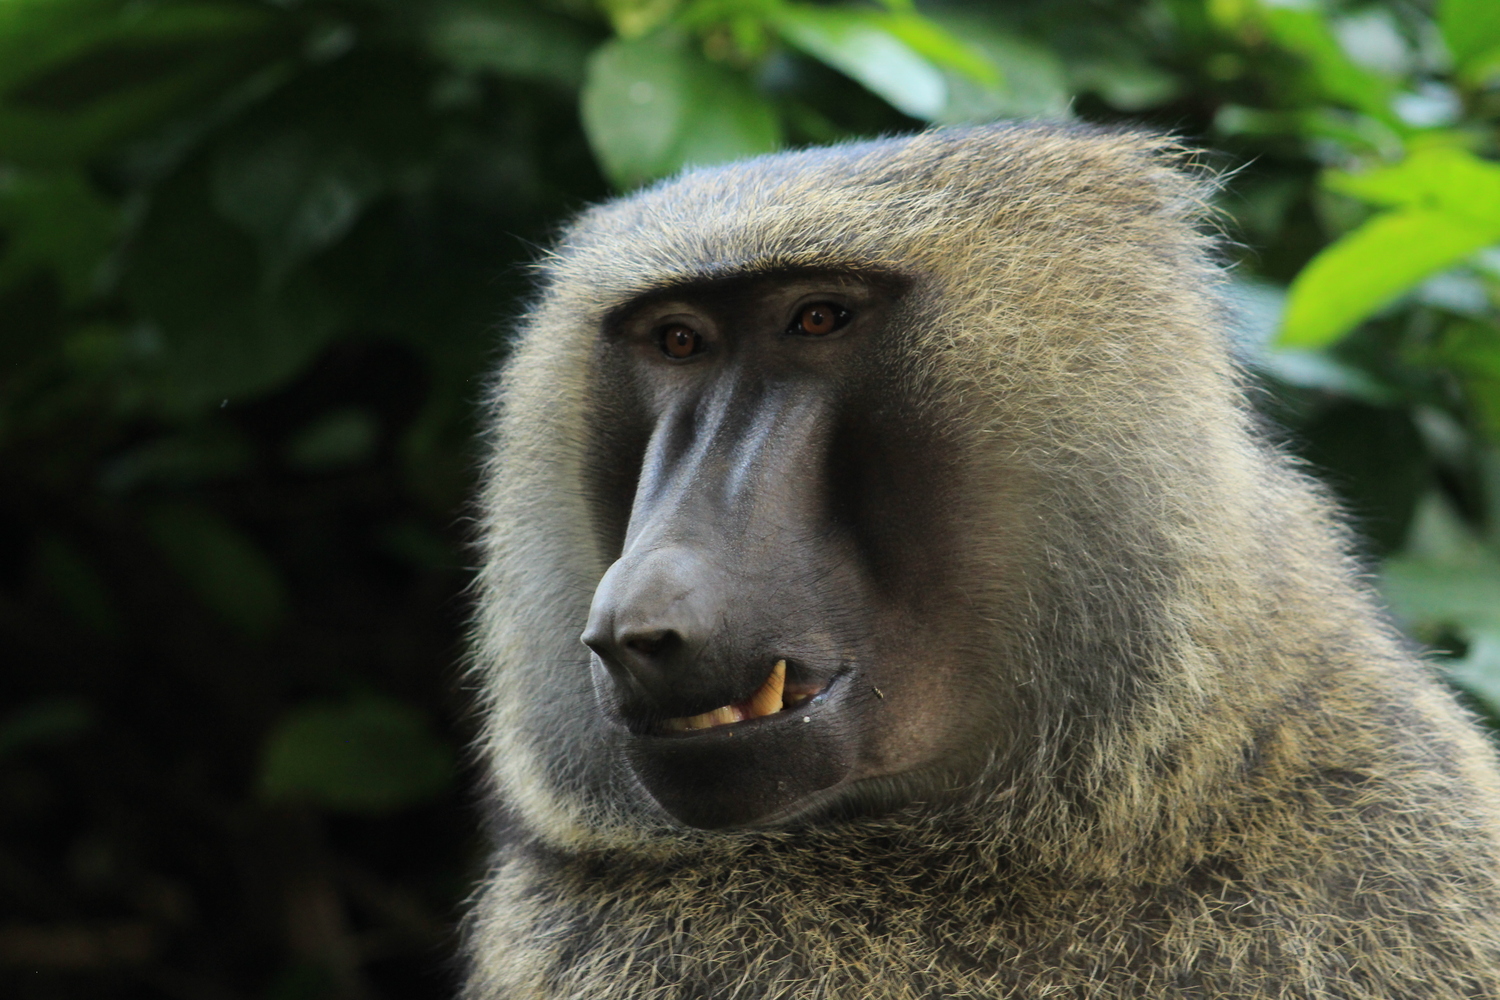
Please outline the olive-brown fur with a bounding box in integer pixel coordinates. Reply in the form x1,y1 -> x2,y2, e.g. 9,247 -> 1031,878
465,123 -> 1500,998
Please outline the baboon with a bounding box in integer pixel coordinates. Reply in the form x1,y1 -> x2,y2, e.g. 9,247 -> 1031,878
465,123 -> 1500,998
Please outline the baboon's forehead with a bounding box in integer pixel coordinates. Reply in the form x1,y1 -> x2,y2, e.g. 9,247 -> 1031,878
542,124 -> 1210,313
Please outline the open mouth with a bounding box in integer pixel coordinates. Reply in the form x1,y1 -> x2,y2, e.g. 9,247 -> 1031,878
660,660 -> 826,732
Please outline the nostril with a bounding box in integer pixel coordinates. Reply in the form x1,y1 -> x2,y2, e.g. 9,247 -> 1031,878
623,630 -> 677,659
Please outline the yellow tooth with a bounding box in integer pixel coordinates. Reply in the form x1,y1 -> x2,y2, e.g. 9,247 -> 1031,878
668,662 -> 787,731
682,704 -> 736,730
747,660 -> 786,718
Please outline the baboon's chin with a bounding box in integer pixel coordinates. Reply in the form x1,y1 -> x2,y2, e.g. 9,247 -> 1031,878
616,673 -> 858,829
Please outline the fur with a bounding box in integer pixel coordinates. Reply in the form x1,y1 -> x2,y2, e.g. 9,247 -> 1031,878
464,123 -> 1500,998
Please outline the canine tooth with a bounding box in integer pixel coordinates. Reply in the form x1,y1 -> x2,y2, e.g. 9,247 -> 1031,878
666,662 -> 789,732
747,660 -> 786,718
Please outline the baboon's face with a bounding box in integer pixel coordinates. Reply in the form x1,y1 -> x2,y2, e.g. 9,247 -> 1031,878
579,270 -> 996,829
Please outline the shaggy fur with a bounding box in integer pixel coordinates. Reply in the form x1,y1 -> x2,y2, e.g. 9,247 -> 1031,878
465,123 -> 1500,998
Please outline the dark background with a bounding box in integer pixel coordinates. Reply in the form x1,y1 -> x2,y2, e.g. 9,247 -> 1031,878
3,0 -> 1499,997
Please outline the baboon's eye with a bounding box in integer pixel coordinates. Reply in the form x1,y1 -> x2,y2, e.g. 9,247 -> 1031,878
658,323 -> 704,359
791,302 -> 850,337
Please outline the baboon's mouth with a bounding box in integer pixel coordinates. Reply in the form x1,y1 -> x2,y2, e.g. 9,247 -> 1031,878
659,660 -> 826,733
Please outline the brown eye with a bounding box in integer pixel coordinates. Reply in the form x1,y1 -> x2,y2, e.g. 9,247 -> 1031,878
793,302 -> 849,337
659,323 -> 703,359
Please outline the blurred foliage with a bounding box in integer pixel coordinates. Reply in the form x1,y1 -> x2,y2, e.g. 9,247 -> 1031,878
1,0 -> 1499,997
259,697 -> 452,813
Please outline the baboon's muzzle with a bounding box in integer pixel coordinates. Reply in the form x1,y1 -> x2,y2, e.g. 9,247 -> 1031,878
581,375 -> 860,827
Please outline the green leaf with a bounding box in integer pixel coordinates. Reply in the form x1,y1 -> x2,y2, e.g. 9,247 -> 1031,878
921,17 -> 1066,123
0,699 -> 92,757
1262,5 -> 1389,116
1213,105 -> 1401,157
97,426 -> 253,493
1279,208 -> 1500,348
145,503 -> 286,638
0,169 -> 120,303
1326,146 -> 1500,223
1439,322 -> 1500,382
600,0 -> 682,39
425,3 -> 593,87
1441,0 -> 1500,78
285,408 -> 379,471
773,5 -> 946,120
0,0 -> 279,166
36,532 -> 121,634
1257,349 -> 1395,405
260,697 -> 452,813
878,12 -> 998,86
1070,56 -> 1180,112
1445,630 -> 1500,721
1383,551 -> 1500,721
121,161 -> 343,414
1383,557 -> 1500,631
1220,0 -> 1398,127
211,128 -> 381,280
581,30 -> 780,189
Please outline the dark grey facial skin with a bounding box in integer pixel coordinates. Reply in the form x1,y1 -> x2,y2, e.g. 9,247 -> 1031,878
578,271 -> 993,830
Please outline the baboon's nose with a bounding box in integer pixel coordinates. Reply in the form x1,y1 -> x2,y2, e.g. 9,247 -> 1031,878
581,546 -> 724,708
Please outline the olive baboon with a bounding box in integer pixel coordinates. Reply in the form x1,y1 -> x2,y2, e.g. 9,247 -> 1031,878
465,123 -> 1500,998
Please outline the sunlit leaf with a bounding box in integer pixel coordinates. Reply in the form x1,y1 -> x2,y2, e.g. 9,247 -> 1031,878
1271,8 -> 1393,122
1440,0 -> 1500,78
600,0 -> 682,39
879,12 -> 998,86
1221,0 -> 1398,127
581,30 -> 780,189
1279,208 -> 1500,348
1326,146 -> 1500,223
1331,8 -> 1410,77
146,503 -> 286,638
260,698 -> 453,813
773,5 -> 946,120
921,16 -> 1065,123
